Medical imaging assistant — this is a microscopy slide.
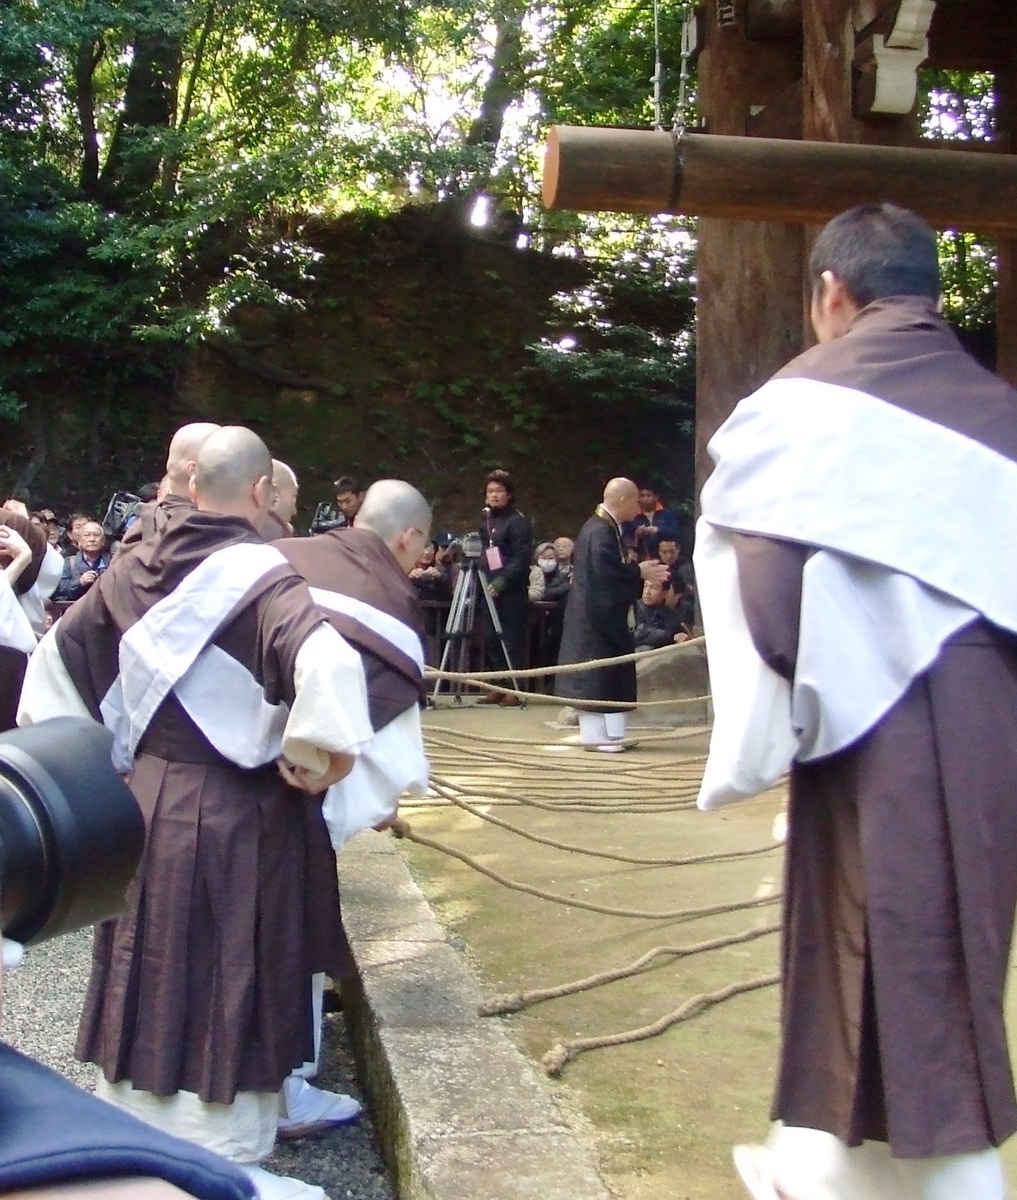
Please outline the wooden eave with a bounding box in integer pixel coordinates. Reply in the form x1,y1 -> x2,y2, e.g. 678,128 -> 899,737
744,0 -> 1015,71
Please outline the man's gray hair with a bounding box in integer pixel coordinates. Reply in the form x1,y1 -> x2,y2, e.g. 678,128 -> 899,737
193,426 -> 273,504
355,480 -> 432,541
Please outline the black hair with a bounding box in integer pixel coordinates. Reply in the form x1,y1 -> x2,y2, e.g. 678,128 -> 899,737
809,204 -> 940,308
485,468 -> 515,500
333,475 -> 362,495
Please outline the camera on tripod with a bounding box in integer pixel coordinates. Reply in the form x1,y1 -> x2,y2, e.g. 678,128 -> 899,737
447,531 -> 483,560
309,502 -> 347,535
0,719 -> 144,946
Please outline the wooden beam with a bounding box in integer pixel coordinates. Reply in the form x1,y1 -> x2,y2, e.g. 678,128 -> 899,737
542,127 -> 1017,234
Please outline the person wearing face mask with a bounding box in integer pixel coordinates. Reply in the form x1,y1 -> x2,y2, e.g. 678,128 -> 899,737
528,542 -> 570,680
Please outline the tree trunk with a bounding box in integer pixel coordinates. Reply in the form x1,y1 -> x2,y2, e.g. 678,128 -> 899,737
73,39 -> 103,197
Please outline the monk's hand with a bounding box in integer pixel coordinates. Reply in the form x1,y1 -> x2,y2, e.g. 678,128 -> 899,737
277,751 -> 356,795
638,558 -> 669,585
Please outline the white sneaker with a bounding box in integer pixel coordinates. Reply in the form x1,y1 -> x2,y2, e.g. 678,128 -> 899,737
243,1164 -> 329,1200
277,1078 -> 362,1139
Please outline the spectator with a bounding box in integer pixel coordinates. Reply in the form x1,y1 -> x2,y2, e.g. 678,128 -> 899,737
54,520 -> 110,601
634,578 -> 688,650
623,483 -> 681,558
553,536 -> 575,583
434,532 -> 461,592
528,542 -> 570,604
60,512 -> 92,557
333,475 -> 365,526
528,541 -> 570,678
38,509 -> 61,547
657,537 -> 696,627
409,540 -> 452,603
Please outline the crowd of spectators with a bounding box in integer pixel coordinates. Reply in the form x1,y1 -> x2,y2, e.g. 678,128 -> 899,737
3,472 -> 695,670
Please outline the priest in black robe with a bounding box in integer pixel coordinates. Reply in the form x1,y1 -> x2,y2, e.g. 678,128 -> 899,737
555,478 -> 667,750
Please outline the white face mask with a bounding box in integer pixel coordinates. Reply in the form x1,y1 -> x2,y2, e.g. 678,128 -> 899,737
538,558 -> 557,573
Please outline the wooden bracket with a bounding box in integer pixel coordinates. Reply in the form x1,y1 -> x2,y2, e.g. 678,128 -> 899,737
855,0 -> 935,116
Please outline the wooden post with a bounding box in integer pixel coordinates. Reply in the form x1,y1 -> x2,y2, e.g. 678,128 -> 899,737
694,7 -> 804,491
997,55 -> 1017,384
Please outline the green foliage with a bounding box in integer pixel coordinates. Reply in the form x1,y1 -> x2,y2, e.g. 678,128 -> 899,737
918,69 -> 997,336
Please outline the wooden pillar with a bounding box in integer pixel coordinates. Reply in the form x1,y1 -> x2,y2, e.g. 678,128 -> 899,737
694,9 -> 803,491
997,55 -> 1017,384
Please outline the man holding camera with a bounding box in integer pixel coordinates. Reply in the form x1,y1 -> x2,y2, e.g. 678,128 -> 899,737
19,427 -> 373,1200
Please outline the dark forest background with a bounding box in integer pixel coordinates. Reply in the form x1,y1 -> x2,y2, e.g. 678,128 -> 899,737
0,1 -> 999,535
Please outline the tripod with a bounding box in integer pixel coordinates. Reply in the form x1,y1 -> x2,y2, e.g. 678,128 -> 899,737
432,557 -> 523,705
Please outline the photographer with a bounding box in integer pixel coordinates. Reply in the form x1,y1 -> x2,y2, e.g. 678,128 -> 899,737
0,718 -> 253,1199
477,470 -> 532,706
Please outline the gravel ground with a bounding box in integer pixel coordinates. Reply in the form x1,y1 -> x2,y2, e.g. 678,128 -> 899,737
3,928 -> 396,1200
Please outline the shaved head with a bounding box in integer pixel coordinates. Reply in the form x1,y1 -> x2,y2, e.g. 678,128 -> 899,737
192,426 -> 274,520
165,422 -> 221,495
355,479 -> 433,574
272,459 -> 299,527
602,477 -> 640,524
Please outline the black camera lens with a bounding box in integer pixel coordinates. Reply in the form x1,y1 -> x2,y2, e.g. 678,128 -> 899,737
0,718 -> 145,945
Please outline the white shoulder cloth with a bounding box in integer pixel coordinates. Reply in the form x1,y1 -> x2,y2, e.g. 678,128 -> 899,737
696,377 -> 1017,809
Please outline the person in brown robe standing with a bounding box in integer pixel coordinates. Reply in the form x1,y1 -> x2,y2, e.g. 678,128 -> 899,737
270,475 -> 431,1138
695,204 -> 1017,1200
18,427 -> 373,1200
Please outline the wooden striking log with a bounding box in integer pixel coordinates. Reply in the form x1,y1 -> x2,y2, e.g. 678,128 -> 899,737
542,126 -> 1017,234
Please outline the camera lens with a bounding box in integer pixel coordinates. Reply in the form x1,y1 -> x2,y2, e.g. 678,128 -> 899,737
0,718 -> 145,945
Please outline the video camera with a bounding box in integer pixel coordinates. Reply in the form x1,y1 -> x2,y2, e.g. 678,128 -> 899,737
309,502 -> 347,535
101,491 -> 142,542
0,719 -> 144,946
446,531 -> 484,560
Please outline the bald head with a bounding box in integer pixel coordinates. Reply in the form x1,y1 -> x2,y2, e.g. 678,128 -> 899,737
354,480 -> 432,574
272,459 -> 299,528
602,477 -> 639,524
191,426 -> 275,523
165,422 -> 221,496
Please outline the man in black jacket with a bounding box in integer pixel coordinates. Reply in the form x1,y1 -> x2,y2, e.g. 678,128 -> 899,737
477,469 -> 532,706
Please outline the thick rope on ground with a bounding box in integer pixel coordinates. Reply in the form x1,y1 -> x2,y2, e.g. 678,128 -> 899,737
540,973 -> 781,1077
479,922 -> 781,1015
389,817 -> 781,922
430,781 -> 779,869
428,774 -> 702,813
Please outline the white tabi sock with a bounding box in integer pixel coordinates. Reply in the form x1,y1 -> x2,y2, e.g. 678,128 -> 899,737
603,712 -> 627,741
578,713 -> 609,746
289,973 -> 325,1081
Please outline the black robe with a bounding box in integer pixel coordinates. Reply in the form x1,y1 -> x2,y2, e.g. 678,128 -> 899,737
555,510 -> 642,710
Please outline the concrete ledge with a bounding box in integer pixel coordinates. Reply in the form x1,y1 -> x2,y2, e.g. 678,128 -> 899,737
338,830 -> 612,1200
